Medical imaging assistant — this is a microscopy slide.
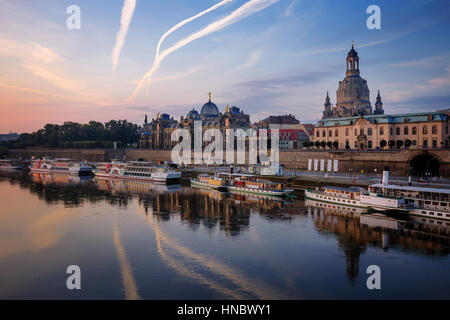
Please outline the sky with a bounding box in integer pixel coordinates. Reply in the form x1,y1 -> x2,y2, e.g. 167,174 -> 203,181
0,0 -> 449,133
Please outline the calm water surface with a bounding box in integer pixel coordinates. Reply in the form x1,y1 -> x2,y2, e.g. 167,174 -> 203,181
0,172 -> 449,299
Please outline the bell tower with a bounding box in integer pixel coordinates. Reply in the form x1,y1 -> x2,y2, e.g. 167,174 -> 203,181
323,91 -> 332,119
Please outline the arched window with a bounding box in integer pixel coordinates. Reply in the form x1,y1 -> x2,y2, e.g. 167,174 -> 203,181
345,128 -> 349,136
404,127 -> 409,135
432,125 -> 437,134
335,129 -> 339,137
380,127 -> 384,135
412,127 -> 417,135
368,128 -> 373,136
329,130 -> 332,137
322,130 -> 326,137
390,127 -> 393,135
423,126 -> 428,134
396,127 -> 400,135
316,131 -> 320,137
360,128 -> 364,135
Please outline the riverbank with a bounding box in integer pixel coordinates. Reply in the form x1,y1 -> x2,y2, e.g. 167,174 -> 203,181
8,147 -> 450,178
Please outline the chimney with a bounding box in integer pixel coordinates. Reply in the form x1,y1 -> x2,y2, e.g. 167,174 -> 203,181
382,166 -> 389,186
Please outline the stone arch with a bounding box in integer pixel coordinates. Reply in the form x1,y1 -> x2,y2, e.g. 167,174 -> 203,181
410,154 -> 440,177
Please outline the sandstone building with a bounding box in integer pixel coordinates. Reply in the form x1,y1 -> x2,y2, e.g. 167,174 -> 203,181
314,44 -> 449,150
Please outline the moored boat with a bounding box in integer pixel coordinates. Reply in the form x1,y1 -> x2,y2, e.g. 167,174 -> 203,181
305,186 -> 366,208
94,160 -> 181,184
307,167 -> 450,221
30,158 -> 92,176
0,159 -> 23,171
220,173 -> 293,197
191,173 -> 293,197
367,167 -> 450,220
191,174 -> 227,191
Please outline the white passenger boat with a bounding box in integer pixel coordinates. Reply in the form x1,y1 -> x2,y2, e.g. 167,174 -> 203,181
365,167 -> 450,220
30,158 -> 92,176
94,161 -> 181,184
305,186 -> 366,208
309,166 -> 450,221
360,194 -> 412,213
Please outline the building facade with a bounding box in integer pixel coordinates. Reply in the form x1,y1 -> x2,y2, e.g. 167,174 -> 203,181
139,93 -> 254,150
314,112 -> 449,150
255,114 -> 313,148
313,45 -> 449,150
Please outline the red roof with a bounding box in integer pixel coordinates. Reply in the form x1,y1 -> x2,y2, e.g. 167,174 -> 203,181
265,129 -> 307,141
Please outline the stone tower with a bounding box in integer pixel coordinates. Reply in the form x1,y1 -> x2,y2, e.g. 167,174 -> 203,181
374,90 -> 384,115
323,43 -> 378,119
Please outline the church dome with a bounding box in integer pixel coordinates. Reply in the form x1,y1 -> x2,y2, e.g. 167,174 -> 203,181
336,75 -> 370,105
201,93 -> 219,117
186,109 -> 201,120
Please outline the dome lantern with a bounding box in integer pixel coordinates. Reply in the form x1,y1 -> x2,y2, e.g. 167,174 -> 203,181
346,41 -> 359,76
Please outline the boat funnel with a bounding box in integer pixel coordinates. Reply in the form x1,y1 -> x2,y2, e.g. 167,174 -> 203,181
382,166 -> 389,186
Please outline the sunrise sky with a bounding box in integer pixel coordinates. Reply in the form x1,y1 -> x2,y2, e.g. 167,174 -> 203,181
1,0 -> 449,133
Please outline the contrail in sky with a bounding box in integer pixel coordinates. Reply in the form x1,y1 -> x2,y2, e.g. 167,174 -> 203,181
112,0 -> 137,71
144,0 -> 232,94
155,0 -> 233,58
128,0 -> 279,101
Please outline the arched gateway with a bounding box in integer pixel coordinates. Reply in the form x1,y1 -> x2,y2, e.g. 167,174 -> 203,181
410,154 -> 440,177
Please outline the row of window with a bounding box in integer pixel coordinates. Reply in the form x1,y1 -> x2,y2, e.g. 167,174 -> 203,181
316,125 -> 443,138
316,194 -> 358,205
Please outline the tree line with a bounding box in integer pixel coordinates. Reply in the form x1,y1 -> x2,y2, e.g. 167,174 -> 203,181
303,139 -> 415,150
7,120 -> 139,149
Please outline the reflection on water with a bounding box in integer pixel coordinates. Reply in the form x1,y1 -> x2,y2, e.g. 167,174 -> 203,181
0,172 -> 449,299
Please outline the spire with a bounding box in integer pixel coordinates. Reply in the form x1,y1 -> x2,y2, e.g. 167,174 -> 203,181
323,91 -> 332,118
374,90 -> 384,115
352,40 -> 354,49
208,92 -> 212,102
325,91 -> 331,105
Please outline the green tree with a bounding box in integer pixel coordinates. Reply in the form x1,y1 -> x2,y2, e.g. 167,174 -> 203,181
388,140 -> 395,148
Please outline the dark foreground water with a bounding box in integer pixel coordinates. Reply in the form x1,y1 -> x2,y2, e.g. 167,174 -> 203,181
0,172 -> 449,300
